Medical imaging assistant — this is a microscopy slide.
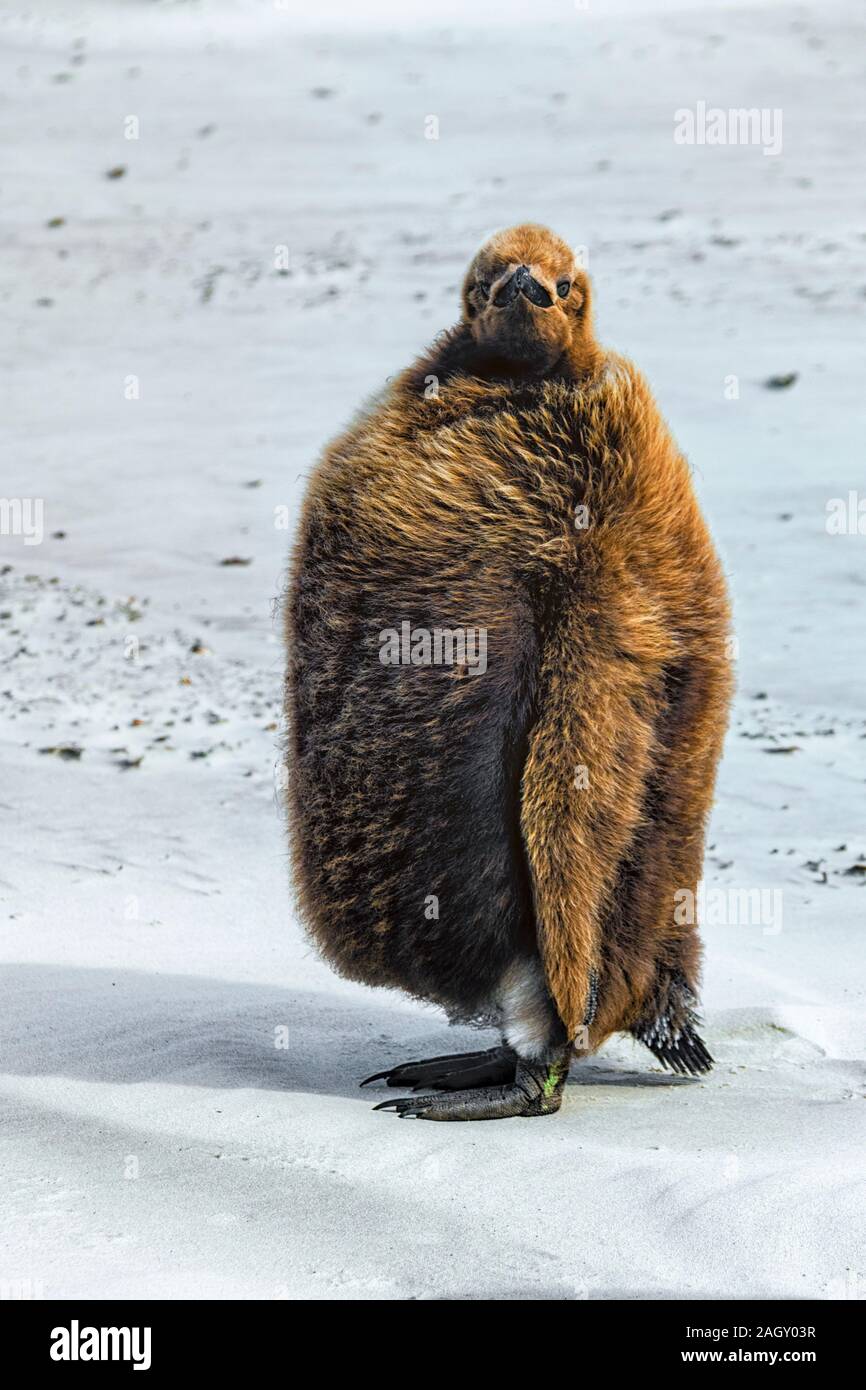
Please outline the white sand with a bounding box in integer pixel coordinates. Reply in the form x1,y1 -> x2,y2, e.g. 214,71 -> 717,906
1,0 -> 864,1300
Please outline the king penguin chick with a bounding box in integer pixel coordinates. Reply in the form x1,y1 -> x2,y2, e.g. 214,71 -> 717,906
284,223 -> 733,1120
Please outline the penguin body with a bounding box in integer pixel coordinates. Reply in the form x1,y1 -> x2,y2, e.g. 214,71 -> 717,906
285,225 -> 733,1118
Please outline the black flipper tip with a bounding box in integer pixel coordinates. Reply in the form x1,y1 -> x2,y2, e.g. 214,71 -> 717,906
359,1069 -> 391,1088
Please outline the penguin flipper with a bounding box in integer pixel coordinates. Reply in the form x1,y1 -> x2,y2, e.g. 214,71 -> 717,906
361,1044 -> 516,1092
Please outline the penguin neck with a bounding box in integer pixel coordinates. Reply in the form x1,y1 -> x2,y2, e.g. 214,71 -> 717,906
423,323 -> 602,390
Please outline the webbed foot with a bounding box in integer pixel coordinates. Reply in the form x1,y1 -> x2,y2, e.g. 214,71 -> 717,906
372,1048 -> 570,1121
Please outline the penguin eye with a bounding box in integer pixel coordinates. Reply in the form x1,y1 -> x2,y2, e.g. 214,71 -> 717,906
556,279 -> 571,298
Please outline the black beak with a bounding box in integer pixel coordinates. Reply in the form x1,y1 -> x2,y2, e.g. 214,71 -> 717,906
493,264 -> 553,309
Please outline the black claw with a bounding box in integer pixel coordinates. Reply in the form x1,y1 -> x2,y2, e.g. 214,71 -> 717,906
373,1096 -> 434,1117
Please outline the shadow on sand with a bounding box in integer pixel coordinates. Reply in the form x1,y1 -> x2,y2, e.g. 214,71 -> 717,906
3,962 -> 694,1097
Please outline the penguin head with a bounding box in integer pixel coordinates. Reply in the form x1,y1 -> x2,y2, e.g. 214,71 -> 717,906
461,224 -> 596,375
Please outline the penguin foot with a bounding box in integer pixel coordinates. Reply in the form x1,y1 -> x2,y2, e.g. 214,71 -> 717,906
372,1048 -> 571,1121
360,1044 -> 516,1092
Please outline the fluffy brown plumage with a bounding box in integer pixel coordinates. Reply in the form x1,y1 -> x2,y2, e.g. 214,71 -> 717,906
284,224 -> 733,1112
